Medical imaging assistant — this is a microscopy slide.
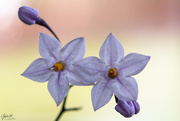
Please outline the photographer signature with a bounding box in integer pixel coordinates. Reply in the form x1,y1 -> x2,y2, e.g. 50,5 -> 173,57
1,113 -> 15,120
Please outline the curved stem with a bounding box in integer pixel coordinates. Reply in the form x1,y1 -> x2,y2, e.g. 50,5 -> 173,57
36,17 -> 61,43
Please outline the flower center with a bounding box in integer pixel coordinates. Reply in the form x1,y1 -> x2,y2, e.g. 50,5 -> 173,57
108,68 -> 117,78
49,61 -> 65,72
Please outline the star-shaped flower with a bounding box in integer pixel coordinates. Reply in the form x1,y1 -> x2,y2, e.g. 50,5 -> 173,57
22,33 -> 93,106
74,33 -> 150,111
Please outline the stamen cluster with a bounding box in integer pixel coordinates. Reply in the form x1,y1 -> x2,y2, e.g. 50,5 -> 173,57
49,61 -> 65,72
108,68 -> 117,78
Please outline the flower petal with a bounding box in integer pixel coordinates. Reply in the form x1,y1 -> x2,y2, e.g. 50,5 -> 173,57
73,56 -> 106,83
91,80 -> 113,111
99,33 -> 124,66
21,58 -> 54,82
39,33 -> 61,61
48,72 -> 69,106
118,53 -> 150,76
60,37 -> 85,63
113,76 -> 138,101
66,68 -> 94,86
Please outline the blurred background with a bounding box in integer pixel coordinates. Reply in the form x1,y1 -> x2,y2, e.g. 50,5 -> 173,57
0,0 -> 180,121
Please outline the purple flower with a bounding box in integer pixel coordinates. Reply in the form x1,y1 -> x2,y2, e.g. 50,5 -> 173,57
18,6 -> 39,25
22,33 -> 93,106
74,33 -> 150,111
115,100 -> 135,118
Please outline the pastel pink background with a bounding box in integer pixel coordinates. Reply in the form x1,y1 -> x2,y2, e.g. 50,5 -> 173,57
0,0 -> 180,121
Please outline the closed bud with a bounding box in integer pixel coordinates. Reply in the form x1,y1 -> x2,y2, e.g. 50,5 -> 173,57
115,100 -> 135,118
18,6 -> 39,25
133,101 -> 140,114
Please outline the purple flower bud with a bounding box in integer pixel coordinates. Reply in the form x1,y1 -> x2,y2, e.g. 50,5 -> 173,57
115,100 -> 135,118
133,101 -> 140,114
18,6 -> 39,25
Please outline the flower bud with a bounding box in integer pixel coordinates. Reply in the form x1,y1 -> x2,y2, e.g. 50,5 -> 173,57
115,100 -> 135,118
18,6 -> 39,25
133,101 -> 140,114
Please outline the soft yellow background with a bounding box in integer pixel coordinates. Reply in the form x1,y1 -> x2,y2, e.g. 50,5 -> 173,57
0,0 -> 180,121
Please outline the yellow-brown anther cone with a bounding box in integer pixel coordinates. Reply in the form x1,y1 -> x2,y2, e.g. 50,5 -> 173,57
108,68 -> 117,78
49,61 -> 65,72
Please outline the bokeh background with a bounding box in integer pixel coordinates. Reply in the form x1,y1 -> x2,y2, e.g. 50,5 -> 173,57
0,0 -> 180,121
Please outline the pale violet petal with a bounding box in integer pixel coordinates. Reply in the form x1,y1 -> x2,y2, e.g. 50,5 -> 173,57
48,72 -> 69,106
39,33 -> 61,61
118,53 -> 150,76
60,37 -> 85,63
21,58 -> 54,82
99,33 -> 124,66
66,67 -> 94,86
73,56 -> 107,83
112,76 -> 138,101
91,80 -> 113,111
